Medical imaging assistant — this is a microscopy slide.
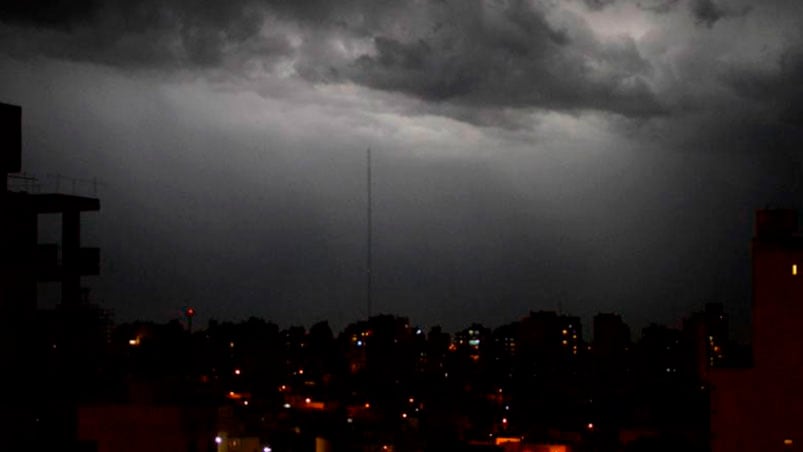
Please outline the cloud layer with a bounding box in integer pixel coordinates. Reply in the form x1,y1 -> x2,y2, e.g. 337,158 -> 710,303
3,0 -> 802,130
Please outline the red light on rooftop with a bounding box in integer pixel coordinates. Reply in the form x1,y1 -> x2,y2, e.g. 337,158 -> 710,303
186,307 -> 195,317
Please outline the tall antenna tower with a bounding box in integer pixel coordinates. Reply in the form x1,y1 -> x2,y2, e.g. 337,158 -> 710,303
366,148 -> 373,319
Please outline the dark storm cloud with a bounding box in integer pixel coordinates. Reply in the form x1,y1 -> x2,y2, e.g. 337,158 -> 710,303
582,0 -> 618,11
636,0 -> 681,14
689,0 -> 723,26
636,0 -> 748,24
724,47 -> 803,128
0,0 -> 286,69
341,1 -> 664,118
0,0 -> 96,28
0,0 -> 665,120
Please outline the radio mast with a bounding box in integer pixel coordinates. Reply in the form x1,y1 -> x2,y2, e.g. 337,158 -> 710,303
366,148 -> 373,319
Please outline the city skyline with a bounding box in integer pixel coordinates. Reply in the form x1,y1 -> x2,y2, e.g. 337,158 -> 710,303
2,0 -> 803,334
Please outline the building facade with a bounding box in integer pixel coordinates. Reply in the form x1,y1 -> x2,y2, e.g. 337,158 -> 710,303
711,209 -> 803,451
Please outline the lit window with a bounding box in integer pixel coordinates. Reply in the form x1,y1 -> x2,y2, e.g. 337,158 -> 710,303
794,265 -> 799,276
784,439 -> 793,446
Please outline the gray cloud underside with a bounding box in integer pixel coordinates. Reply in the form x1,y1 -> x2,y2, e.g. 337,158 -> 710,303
1,0 -> 802,130
1,0 -> 661,120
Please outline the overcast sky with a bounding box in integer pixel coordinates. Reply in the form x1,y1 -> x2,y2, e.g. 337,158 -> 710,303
2,0 -> 802,335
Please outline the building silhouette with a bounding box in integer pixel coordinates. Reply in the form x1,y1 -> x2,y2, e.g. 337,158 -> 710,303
711,209 -> 803,451
1,101 -> 102,447
593,313 -> 630,359
683,302 -> 729,380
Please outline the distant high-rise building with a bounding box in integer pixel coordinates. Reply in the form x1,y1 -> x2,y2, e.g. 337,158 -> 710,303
593,313 -> 630,358
684,302 -> 729,378
637,323 -> 686,377
519,311 -> 583,362
711,209 -> 803,451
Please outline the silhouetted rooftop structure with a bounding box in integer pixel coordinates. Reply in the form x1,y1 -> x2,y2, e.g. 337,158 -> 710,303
1,101 -> 102,448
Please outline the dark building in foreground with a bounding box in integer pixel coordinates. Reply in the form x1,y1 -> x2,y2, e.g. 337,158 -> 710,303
711,209 -> 803,451
0,102 -> 102,446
